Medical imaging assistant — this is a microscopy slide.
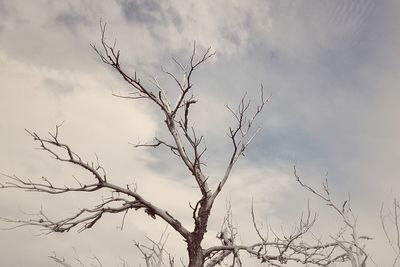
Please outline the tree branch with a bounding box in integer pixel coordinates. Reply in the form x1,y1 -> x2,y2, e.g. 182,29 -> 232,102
0,128 -> 190,240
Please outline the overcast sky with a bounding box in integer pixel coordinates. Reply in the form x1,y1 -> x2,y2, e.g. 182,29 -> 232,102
1,0 -> 400,266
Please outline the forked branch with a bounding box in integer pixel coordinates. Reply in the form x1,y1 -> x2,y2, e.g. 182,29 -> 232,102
211,88 -> 270,202
294,166 -> 370,267
0,127 -> 190,239
92,22 -> 216,199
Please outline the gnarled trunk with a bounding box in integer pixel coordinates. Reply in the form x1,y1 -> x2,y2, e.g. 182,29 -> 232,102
187,240 -> 204,267
187,198 -> 212,267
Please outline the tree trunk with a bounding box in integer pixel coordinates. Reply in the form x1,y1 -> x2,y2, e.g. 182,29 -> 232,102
187,241 -> 204,267
187,198 -> 212,267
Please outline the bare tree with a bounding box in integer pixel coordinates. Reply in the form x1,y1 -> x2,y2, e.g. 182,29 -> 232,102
133,227 -> 176,267
294,167 -> 371,267
0,23 -> 366,266
49,249 -> 104,267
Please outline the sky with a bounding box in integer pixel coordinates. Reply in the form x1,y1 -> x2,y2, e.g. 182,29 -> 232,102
0,0 -> 400,266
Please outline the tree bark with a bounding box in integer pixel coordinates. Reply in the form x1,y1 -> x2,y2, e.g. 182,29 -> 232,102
187,198 -> 212,267
187,241 -> 204,267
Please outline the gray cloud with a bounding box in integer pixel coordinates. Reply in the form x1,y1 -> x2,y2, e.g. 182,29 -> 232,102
56,10 -> 89,33
43,77 -> 75,96
119,0 -> 166,24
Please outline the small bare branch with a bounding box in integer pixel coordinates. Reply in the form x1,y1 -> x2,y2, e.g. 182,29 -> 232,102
381,199 -> 400,266
211,87 -> 270,202
134,227 -> 175,267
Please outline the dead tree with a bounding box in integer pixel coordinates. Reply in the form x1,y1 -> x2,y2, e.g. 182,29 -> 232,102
0,23 -> 356,266
294,167 -> 371,267
49,250 -> 103,267
133,227 -> 176,267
